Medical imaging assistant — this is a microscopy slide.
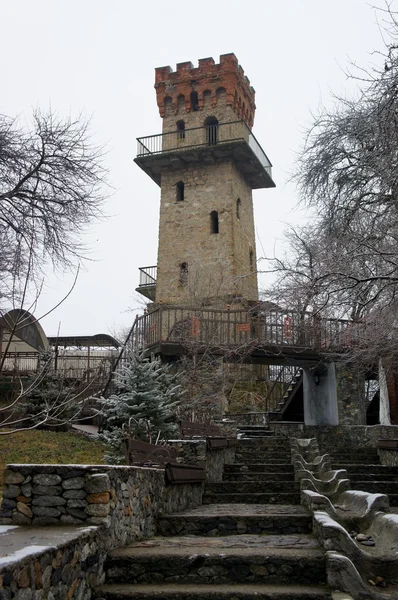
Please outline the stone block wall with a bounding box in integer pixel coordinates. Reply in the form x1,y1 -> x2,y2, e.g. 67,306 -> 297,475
271,423 -> 398,452
0,525 -> 104,600
1,464 -> 202,538
168,440 -> 235,482
0,463 -> 204,599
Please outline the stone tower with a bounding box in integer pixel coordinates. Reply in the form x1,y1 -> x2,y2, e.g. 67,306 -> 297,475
135,54 -> 275,307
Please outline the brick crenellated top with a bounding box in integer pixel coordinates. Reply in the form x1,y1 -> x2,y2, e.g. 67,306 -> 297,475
155,53 -> 256,129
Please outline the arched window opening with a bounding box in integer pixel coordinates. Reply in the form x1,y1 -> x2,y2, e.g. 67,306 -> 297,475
216,87 -> 227,103
249,249 -> 254,272
176,181 -> 184,201
164,96 -> 173,116
177,94 -> 185,112
203,90 -> 212,107
236,198 -> 241,220
177,120 -> 185,140
210,211 -> 219,234
190,91 -> 199,112
179,262 -> 188,285
205,116 -> 219,146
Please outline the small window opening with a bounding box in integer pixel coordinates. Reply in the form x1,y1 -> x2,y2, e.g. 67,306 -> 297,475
205,116 -> 219,145
210,211 -> 219,234
177,120 -> 185,139
190,91 -> 199,112
236,198 -> 241,220
176,181 -> 184,201
249,249 -> 254,271
179,262 -> 188,285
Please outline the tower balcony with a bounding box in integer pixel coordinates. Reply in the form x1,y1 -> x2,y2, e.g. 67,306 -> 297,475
134,121 -> 275,189
136,265 -> 157,301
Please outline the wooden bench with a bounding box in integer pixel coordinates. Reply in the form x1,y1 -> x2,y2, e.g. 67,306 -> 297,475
124,438 -> 206,484
377,439 -> 398,450
179,421 -> 237,450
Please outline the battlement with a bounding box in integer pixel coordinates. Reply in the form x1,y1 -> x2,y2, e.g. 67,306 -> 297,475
154,53 -> 256,128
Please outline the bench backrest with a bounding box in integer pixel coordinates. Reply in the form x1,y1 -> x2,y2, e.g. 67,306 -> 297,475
179,420 -> 222,438
125,439 -> 177,467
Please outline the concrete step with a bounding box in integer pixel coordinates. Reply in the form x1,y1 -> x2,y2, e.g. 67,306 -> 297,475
235,457 -> 292,464
238,437 -> 291,446
103,535 -> 326,586
95,583 -> 331,599
223,472 -> 296,482
202,493 -> 301,505
350,480 -> 398,494
334,464 -> 398,474
157,504 -> 312,537
206,482 -> 299,494
344,472 -> 398,481
225,464 -> 294,473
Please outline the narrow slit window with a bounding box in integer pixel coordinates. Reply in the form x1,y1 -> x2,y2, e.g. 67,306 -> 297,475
249,249 -> 254,271
210,211 -> 219,234
179,262 -> 188,285
190,91 -> 199,111
177,120 -> 185,139
176,181 -> 184,201
236,198 -> 241,220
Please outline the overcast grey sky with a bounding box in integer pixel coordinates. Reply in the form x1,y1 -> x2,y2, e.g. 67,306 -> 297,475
0,0 -> 391,338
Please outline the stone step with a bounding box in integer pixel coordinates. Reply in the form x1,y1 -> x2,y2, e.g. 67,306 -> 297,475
238,437 -> 291,445
157,504 -> 312,537
104,535 -> 326,586
225,464 -> 294,473
344,472 -> 398,481
206,482 -> 299,494
223,472 -> 296,482
333,464 -> 398,474
350,480 -> 398,494
95,582 -> 331,599
202,493 -> 301,505
235,457 -> 292,464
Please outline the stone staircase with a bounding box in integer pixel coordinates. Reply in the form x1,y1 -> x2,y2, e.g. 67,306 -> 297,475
330,448 -> 398,506
95,435 -> 331,599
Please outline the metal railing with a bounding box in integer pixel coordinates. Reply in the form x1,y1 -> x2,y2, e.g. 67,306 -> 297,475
138,265 -> 157,287
129,306 -> 363,354
136,121 -> 273,178
1,351 -> 118,381
264,365 -> 302,413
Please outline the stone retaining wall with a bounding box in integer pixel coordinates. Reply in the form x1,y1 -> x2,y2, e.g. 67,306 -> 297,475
272,423 -> 398,451
1,464 -> 203,537
0,525 -> 103,600
168,440 -> 235,482
0,463 -> 204,599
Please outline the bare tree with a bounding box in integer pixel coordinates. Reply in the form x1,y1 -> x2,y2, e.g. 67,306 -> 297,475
262,5 -> 398,369
0,109 -> 109,432
0,109 -> 107,306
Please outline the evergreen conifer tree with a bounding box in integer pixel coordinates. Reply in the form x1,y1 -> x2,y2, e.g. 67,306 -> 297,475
98,352 -> 182,464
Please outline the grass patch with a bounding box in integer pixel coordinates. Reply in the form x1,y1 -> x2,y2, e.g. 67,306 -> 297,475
0,429 -> 107,495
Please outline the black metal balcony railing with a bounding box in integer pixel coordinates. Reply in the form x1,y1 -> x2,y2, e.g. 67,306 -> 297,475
136,121 -> 273,179
138,266 -> 157,287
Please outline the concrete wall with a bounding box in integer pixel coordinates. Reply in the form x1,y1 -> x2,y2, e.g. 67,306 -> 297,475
303,364 -> 338,426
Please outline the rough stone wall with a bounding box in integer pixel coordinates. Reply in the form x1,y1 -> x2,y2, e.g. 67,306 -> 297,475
378,448 -> 398,466
155,161 -> 258,305
335,364 -> 366,426
0,464 -> 204,599
168,439 -> 236,482
0,465 -> 202,535
0,525 -> 104,600
271,423 -> 398,451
